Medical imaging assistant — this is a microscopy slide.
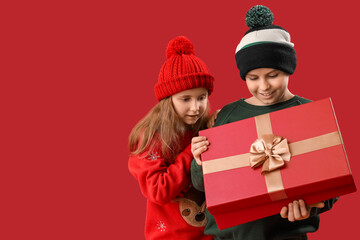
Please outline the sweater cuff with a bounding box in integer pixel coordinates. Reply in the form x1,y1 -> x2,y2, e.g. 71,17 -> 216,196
183,144 -> 192,156
191,159 -> 205,192
309,197 -> 339,217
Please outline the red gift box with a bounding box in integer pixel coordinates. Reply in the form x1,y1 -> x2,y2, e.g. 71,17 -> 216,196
200,98 -> 356,230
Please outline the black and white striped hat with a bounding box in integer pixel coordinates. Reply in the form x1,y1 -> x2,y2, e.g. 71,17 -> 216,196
235,5 -> 297,80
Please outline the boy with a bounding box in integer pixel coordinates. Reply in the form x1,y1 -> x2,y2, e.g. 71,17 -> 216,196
190,5 -> 338,240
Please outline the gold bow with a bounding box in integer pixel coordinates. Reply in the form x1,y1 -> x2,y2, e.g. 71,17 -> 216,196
249,134 -> 291,174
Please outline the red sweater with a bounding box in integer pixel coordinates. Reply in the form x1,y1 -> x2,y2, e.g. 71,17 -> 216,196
128,133 -> 212,240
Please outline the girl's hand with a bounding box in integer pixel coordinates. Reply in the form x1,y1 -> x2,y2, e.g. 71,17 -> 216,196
280,199 -> 325,222
207,109 -> 221,129
191,136 -> 209,166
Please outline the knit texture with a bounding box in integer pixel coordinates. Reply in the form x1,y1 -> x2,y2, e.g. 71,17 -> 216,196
128,132 -> 212,240
154,36 -> 214,101
235,5 -> 296,80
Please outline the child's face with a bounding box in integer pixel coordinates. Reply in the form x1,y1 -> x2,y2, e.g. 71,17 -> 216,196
171,88 -> 208,125
245,68 -> 291,106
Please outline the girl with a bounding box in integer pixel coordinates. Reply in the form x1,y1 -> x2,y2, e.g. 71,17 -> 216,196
128,36 -> 214,240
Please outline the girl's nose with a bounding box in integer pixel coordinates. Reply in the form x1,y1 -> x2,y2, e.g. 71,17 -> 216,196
190,100 -> 199,112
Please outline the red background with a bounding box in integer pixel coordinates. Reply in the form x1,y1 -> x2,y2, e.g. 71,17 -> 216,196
2,0 -> 359,239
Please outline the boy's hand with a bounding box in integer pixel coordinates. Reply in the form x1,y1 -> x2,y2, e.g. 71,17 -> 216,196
191,136 -> 209,166
207,109 -> 221,129
280,199 -> 325,222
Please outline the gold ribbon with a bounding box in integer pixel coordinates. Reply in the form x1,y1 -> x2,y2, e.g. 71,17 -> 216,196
249,134 -> 291,174
202,113 -> 343,201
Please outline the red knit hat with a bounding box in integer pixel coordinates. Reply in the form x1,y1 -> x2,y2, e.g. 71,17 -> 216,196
154,36 -> 215,101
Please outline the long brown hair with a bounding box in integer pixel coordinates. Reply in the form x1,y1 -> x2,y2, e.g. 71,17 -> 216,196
128,97 -> 210,162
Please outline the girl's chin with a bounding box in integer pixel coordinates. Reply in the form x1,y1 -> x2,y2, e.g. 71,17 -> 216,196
184,120 -> 198,125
